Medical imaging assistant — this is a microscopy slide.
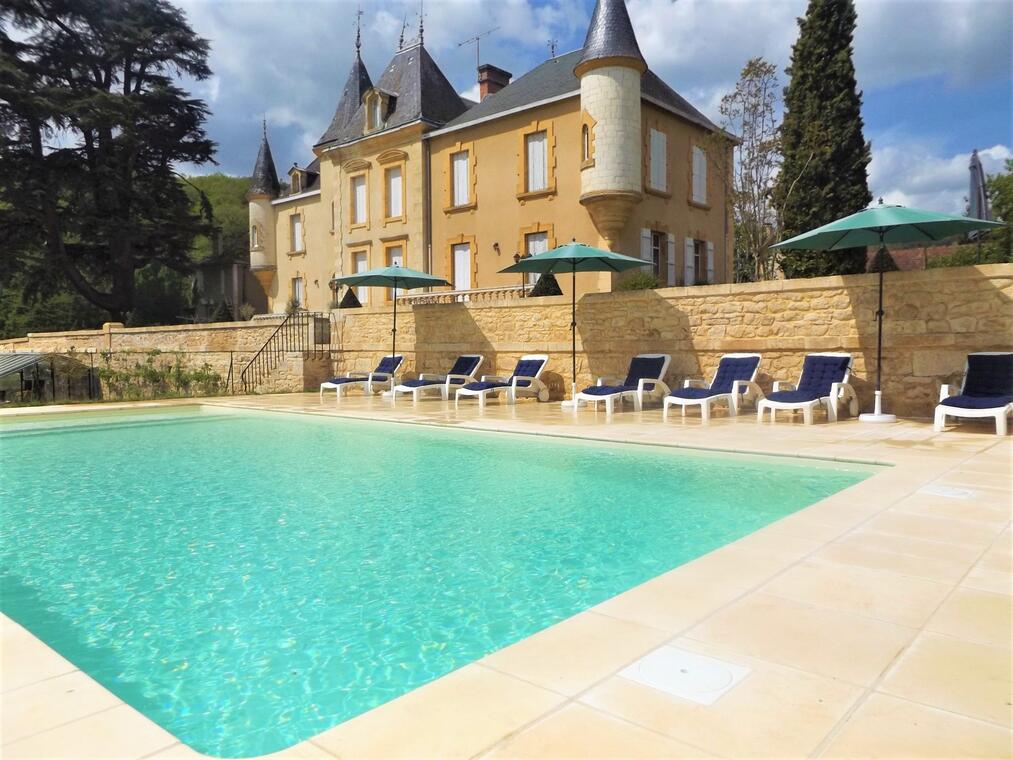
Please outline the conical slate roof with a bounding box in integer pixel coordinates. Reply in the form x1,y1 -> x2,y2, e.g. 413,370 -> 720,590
316,53 -> 373,148
248,128 -> 280,198
574,0 -> 646,76
315,43 -> 469,149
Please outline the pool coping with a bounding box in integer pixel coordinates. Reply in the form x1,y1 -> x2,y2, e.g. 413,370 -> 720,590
2,394 -> 1010,759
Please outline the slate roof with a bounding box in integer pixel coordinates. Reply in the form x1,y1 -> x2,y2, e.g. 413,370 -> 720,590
248,130 -> 281,198
315,44 -> 469,149
439,49 -> 719,134
576,0 -> 645,73
316,53 -> 373,148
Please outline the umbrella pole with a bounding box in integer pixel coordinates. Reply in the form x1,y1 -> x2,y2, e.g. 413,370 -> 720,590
571,264 -> 577,404
859,236 -> 896,422
391,284 -> 398,390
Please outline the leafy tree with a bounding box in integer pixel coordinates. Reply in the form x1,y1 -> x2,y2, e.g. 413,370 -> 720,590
0,0 -> 216,322
183,173 -> 252,264
772,0 -> 872,278
717,58 -> 782,282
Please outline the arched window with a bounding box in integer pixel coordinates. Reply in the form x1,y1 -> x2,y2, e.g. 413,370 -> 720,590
250,225 -> 259,248
581,124 -> 590,162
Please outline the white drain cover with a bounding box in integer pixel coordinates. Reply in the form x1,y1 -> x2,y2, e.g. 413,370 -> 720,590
618,646 -> 750,706
918,485 -> 978,499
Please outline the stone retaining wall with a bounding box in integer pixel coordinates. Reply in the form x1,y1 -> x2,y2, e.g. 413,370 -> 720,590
4,265 -> 1010,417
333,264 -> 1012,418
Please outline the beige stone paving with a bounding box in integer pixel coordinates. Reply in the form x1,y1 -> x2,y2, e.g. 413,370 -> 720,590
2,392 -> 1011,758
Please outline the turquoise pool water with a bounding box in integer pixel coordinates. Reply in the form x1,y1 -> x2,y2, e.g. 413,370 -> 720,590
1,408 -> 872,757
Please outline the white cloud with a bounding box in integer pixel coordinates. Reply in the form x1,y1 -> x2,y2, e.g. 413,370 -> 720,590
459,83 -> 481,102
870,142 -> 1010,214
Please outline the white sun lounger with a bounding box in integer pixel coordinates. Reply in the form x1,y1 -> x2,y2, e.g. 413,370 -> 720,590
391,354 -> 484,403
574,353 -> 671,414
455,354 -> 549,409
664,353 -> 762,421
934,352 -> 1013,436
756,352 -> 858,424
319,354 -> 403,401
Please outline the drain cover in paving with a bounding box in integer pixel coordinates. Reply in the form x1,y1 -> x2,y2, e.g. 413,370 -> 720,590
918,484 -> 978,499
618,646 -> 750,706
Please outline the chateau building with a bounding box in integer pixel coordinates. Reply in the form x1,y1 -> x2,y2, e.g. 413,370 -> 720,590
248,0 -> 733,313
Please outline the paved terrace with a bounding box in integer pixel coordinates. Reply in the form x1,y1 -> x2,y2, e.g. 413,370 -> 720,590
2,393 -> 1010,759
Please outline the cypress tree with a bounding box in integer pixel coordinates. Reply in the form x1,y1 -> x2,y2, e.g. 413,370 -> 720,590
773,0 -> 872,278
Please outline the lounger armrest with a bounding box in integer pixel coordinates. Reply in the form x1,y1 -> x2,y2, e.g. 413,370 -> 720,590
772,380 -> 795,392
597,376 -> 622,387
368,371 -> 392,382
639,378 -> 669,396
511,375 -> 540,389
733,379 -> 762,398
444,373 -> 473,384
346,371 -> 370,379
683,378 -> 707,388
481,374 -> 507,383
938,383 -> 953,403
418,373 -> 446,382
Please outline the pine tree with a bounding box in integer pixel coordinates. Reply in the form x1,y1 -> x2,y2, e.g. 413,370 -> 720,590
773,0 -> 872,278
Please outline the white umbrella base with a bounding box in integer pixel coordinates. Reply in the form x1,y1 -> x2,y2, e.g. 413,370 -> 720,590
859,390 -> 897,423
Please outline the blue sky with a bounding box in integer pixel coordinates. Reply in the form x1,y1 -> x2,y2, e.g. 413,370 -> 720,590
176,0 -> 1012,214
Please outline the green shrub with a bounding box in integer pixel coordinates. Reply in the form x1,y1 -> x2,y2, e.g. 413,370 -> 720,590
238,303 -> 256,321
614,271 -> 661,291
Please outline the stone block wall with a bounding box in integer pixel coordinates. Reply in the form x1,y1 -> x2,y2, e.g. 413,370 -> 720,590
332,264 -> 1012,418
4,265 -> 1010,416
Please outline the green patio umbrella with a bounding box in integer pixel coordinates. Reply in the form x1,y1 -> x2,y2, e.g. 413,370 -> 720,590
772,202 -> 1003,422
500,242 -> 651,405
330,265 -> 450,369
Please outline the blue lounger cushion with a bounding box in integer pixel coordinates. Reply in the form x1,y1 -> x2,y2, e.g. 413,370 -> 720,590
375,356 -> 403,375
963,354 -> 1013,397
709,355 -> 760,393
766,354 -> 850,405
323,376 -> 366,385
399,378 -> 441,388
582,384 -> 635,396
765,389 -> 823,404
463,358 -> 544,392
581,356 -> 666,396
462,380 -> 509,392
669,386 -> 731,400
941,394 -> 1013,410
448,355 -> 482,376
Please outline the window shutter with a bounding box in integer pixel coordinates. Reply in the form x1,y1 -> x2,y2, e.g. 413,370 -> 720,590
684,237 -> 695,285
692,147 -> 707,204
650,129 -> 666,191
452,152 -> 469,205
526,132 -> 547,191
387,167 -> 402,217
352,177 -> 367,223
666,233 -> 676,286
706,241 -> 715,284
640,228 -> 652,263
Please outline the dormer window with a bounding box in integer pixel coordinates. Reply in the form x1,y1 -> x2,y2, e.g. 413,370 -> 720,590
370,98 -> 381,130
291,173 -> 301,194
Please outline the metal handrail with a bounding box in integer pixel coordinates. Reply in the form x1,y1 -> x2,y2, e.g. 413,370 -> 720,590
239,311 -> 332,393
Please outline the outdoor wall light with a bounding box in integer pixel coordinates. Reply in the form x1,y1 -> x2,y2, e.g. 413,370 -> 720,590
493,242 -> 500,255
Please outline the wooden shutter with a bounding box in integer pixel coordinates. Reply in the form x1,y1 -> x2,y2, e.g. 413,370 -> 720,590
666,233 -> 676,286
706,241 -> 715,284
452,152 -> 469,205
650,129 -> 666,191
693,147 -> 707,204
640,228 -> 653,263
526,132 -> 547,191
387,167 -> 402,217
684,237 -> 695,285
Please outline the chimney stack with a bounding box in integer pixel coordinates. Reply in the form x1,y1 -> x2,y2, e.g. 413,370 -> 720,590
477,64 -> 511,101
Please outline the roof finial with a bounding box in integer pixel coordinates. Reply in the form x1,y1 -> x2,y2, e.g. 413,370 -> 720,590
418,0 -> 424,45
398,13 -> 407,49
261,115 -> 266,138
355,5 -> 362,55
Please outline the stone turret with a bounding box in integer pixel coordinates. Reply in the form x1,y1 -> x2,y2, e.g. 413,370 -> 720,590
248,122 -> 280,298
576,0 -> 646,250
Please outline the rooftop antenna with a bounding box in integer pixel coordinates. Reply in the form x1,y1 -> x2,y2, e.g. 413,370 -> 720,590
458,27 -> 499,69
548,38 -> 558,58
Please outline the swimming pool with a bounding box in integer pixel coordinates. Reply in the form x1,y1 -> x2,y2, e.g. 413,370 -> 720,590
1,407 -> 873,757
